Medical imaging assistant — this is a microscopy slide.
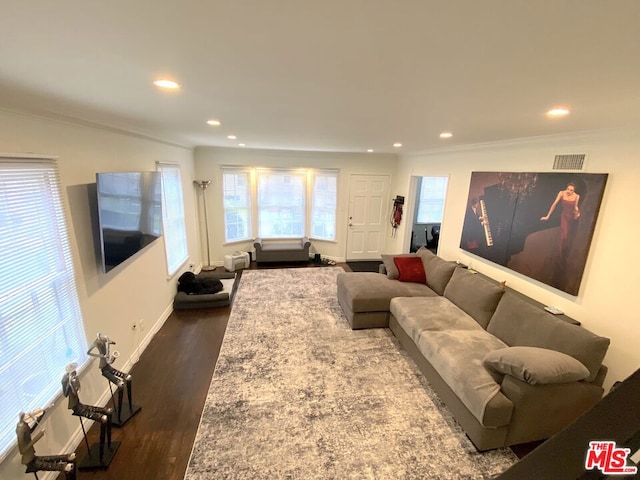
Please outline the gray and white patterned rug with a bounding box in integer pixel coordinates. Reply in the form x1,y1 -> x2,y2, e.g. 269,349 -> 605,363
185,267 -> 517,479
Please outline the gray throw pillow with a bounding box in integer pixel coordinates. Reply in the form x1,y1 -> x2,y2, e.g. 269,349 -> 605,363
381,253 -> 416,280
483,346 -> 590,385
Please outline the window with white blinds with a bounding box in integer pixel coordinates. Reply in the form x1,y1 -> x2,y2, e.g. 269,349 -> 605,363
311,172 -> 337,241
222,170 -> 252,243
157,163 -> 189,275
0,157 -> 88,459
416,176 -> 449,223
257,171 -> 306,238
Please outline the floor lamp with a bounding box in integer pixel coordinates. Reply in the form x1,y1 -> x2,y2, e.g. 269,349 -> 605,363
194,180 -> 215,271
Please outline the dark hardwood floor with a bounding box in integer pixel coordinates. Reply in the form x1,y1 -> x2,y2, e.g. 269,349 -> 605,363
77,262 -> 351,480
79,298 -> 231,479
76,261 -> 537,480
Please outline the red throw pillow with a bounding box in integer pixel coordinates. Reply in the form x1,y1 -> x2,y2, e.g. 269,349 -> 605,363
393,256 -> 426,283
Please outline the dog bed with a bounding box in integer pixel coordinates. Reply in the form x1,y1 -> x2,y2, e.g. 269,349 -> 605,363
173,271 -> 238,310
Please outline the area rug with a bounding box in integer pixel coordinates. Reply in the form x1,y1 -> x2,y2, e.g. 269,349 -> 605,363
185,267 -> 517,479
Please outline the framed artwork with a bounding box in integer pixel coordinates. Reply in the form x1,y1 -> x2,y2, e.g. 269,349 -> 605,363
460,172 -> 608,295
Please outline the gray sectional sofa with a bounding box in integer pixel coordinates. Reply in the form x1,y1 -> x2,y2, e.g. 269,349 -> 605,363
336,247 -> 610,450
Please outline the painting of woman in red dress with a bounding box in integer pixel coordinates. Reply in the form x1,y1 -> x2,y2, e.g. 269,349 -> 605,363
461,172 -> 607,296
540,182 -> 581,256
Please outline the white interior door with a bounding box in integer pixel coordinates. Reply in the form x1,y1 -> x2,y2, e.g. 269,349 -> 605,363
346,174 -> 390,260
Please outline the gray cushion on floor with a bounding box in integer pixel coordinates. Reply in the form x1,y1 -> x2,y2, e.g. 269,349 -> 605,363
173,291 -> 230,309
173,272 -> 237,309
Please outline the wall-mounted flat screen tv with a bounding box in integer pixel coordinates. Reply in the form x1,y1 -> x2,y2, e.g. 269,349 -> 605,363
96,171 -> 163,273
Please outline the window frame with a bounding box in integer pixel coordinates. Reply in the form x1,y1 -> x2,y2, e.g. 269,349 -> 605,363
256,169 -> 306,239
309,170 -> 338,241
222,168 -> 253,244
157,163 -> 189,276
221,166 -> 339,242
416,176 -> 449,224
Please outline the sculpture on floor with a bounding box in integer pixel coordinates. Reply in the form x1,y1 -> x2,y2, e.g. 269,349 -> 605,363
87,332 -> 140,425
62,363 -> 119,468
16,409 -> 76,479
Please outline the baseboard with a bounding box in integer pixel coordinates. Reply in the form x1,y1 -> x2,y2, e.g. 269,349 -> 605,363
122,302 -> 173,371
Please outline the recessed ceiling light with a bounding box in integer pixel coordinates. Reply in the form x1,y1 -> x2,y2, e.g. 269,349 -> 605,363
546,107 -> 570,117
393,142 -> 402,148
238,143 -> 246,147
440,132 -> 453,138
153,79 -> 180,90
367,149 -> 374,153
227,135 -> 237,140
206,119 -> 221,126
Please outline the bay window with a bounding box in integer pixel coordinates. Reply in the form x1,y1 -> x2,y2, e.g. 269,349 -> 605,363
222,168 -> 338,242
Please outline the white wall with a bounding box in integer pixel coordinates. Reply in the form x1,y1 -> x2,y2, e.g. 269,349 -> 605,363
2,110 -> 636,477
389,127 -> 640,391
193,146 -> 399,262
0,110 -> 199,479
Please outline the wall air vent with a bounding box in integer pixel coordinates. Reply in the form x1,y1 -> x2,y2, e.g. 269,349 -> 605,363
553,154 -> 586,170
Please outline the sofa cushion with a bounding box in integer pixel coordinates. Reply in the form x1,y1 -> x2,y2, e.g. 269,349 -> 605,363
443,268 -> 505,329
416,328 -> 509,427
381,253 -> 416,280
484,346 -> 590,385
487,292 -> 610,383
391,296 -> 486,344
336,272 -> 436,313
394,256 -> 426,283
415,249 -> 456,295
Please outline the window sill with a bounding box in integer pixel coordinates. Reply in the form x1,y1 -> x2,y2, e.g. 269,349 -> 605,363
223,238 -> 253,247
309,237 -> 337,243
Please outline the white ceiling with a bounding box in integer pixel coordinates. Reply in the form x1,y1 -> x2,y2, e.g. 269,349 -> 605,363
1,1 -> 639,154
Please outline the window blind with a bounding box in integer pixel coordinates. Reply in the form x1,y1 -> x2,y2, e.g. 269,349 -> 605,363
257,170 -> 306,238
311,172 -> 337,241
157,163 -> 188,275
417,176 -> 449,223
222,170 -> 251,243
0,157 -> 88,459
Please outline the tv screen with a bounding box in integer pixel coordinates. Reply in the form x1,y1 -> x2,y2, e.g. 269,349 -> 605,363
96,171 -> 163,273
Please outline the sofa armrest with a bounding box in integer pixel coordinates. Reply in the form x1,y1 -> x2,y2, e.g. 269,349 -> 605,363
253,238 -> 263,251
500,374 -> 604,445
592,364 -> 608,387
301,237 -> 311,253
